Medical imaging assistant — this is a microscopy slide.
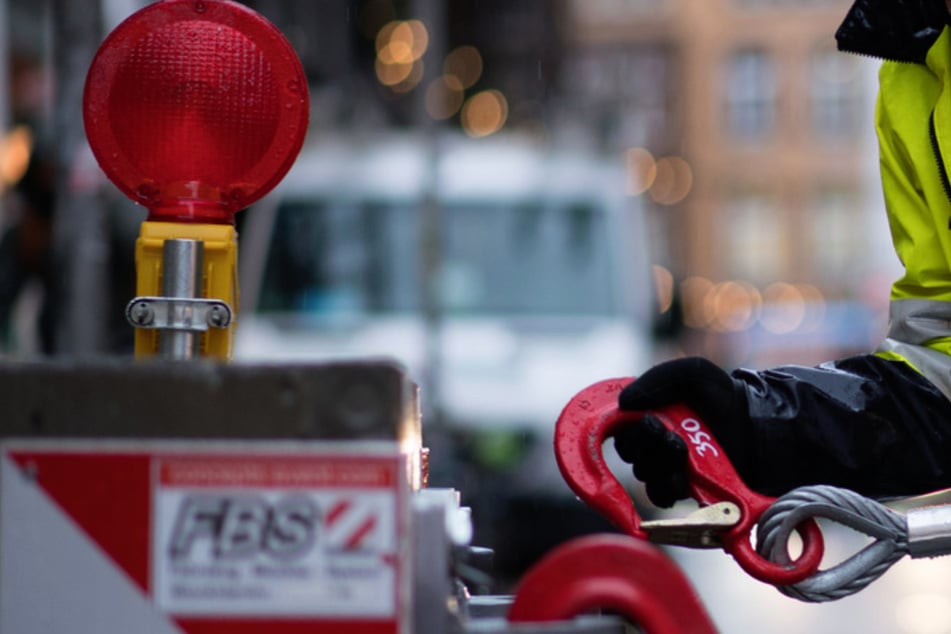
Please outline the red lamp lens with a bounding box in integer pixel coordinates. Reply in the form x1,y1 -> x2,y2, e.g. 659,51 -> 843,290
83,0 -> 309,223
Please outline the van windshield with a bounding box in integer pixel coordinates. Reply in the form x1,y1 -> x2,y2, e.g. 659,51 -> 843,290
257,199 -> 618,317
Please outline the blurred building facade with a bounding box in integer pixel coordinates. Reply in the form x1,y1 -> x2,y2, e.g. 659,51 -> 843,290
559,0 -> 884,366
564,0 -> 863,277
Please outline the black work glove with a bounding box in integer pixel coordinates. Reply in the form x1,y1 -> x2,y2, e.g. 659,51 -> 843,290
614,354 -> 951,503
613,357 -> 749,508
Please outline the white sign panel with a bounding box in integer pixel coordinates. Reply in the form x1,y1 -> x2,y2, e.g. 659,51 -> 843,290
151,454 -> 400,618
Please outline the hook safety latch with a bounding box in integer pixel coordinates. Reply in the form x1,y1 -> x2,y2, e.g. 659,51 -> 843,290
641,501 -> 741,548
553,376 -> 825,586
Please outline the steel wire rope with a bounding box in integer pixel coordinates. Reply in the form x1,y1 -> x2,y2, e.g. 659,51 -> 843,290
755,485 -> 908,602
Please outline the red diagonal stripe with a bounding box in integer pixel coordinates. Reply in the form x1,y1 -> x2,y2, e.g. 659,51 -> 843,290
345,516 -> 377,550
325,499 -> 351,527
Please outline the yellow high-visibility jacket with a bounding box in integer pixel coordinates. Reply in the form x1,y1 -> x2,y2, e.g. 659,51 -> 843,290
839,0 -> 951,399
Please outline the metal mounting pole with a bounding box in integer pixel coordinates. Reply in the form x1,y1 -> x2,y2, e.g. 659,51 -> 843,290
159,238 -> 203,359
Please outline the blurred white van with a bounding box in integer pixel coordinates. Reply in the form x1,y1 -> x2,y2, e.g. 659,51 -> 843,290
234,131 -> 653,493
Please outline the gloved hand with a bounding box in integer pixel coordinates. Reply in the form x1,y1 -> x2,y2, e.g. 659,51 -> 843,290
613,357 -> 749,508
613,414 -> 690,508
613,354 -> 951,504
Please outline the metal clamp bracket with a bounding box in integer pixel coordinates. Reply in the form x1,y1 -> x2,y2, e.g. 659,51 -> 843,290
125,297 -> 233,332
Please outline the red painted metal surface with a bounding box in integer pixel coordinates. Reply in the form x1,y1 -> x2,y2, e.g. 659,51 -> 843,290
553,377 -> 824,586
83,0 -> 309,224
508,534 -> 718,634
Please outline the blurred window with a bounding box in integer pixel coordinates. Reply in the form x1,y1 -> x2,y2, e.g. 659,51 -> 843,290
810,47 -> 863,142
810,188 -> 862,280
724,48 -> 776,141
722,193 -> 785,281
563,45 -> 670,149
258,201 -> 414,315
569,0 -> 667,20
259,199 -> 617,317
568,47 -> 667,102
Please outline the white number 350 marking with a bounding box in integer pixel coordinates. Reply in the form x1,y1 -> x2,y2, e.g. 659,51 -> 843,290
680,418 -> 720,458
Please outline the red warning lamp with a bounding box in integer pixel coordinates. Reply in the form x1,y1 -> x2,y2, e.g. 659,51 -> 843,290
83,0 -> 309,224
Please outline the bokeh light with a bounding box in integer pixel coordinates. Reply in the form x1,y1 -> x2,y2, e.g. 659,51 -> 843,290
626,147 -> 656,195
649,156 -> 693,205
376,20 -> 428,63
759,282 -> 826,334
425,74 -> 465,119
681,275 -> 714,329
375,56 -> 418,87
375,19 -> 429,92
652,264 -> 675,313
444,45 -> 483,89
679,276 -> 831,335
709,280 -> 761,332
760,282 -> 805,334
0,125 -> 33,188
461,89 -> 508,137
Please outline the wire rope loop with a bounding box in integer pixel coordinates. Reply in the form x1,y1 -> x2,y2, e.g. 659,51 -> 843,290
755,485 -> 908,602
